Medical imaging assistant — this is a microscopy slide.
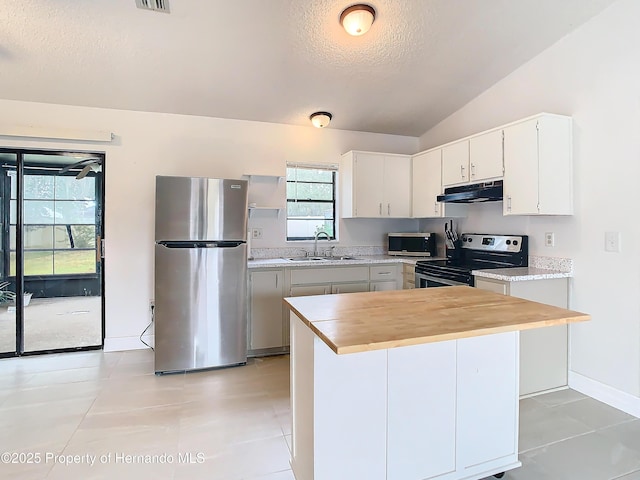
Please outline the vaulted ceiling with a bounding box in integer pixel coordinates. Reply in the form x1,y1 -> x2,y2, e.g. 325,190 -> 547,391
0,0 -> 617,136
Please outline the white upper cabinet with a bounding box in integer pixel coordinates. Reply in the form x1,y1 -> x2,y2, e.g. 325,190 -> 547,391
503,114 -> 573,215
341,151 -> 411,218
469,129 -> 504,182
442,141 -> 470,186
443,132 -> 503,187
412,149 -> 443,218
383,155 -> 412,217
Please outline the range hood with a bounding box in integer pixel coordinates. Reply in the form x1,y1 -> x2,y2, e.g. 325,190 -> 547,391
436,180 -> 503,204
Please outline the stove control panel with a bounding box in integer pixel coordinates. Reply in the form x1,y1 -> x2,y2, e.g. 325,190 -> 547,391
460,234 -> 525,253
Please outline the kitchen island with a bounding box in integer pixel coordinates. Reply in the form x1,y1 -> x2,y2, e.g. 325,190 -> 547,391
283,286 -> 589,480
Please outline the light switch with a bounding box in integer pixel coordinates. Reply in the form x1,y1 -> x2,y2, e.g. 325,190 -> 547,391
604,231 -> 620,252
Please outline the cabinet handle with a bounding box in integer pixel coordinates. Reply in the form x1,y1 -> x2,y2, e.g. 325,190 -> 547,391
460,164 -> 465,178
507,195 -> 512,211
275,275 -> 278,288
379,203 -> 382,215
470,163 -> 476,178
434,202 -> 438,214
387,203 -> 391,216
377,271 -> 392,276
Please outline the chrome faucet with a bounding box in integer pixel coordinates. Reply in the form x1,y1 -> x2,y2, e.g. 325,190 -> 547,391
314,231 -> 331,257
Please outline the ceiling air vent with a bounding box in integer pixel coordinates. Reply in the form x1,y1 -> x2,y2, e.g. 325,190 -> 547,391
135,0 -> 170,13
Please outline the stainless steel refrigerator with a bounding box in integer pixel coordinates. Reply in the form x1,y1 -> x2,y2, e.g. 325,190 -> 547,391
154,175 -> 248,374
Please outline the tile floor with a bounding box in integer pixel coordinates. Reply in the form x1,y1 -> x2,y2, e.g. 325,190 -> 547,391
0,349 -> 638,479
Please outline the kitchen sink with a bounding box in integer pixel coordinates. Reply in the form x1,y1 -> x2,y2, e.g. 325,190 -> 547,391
282,256 -> 363,262
283,257 -> 329,262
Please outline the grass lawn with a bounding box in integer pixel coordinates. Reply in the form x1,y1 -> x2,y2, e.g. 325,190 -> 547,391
10,250 -> 96,275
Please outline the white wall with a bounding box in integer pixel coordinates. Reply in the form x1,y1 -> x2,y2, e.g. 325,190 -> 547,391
418,0 -> 640,402
0,99 -> 418,351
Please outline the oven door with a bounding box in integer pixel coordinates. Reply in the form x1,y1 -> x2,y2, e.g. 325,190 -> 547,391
415,271 -> 469,288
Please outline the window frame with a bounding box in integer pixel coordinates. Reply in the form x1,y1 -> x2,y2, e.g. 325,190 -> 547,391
286,164 -> 337,242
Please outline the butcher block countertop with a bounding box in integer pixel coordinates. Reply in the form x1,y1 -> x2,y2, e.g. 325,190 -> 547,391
283,286 -> 589,355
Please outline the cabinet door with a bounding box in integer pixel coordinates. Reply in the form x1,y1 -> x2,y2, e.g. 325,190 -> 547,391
537,115 -> 573,214
474,277 -> 507,295
354,152 -> 385,217
249,270 -> 284,350
442,141 -> 469,186
331,282 -> 369,294
387,341 -> 456,479
289,285 -> 331,296
469,130 -> 503,182
457,332 -> 518,471
412,150 -> 443,218
383,156 -> 411,217
503,119 -> 539,215
370,281 -> 397,292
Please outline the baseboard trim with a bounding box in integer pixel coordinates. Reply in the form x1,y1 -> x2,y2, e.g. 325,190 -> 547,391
569,371 -> 640,418
104,335 -> 153,352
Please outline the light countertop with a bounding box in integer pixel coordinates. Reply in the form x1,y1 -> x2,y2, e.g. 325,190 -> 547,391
249,255 -> 444,269
283,286 -> 589,355
473,266 -> 572,281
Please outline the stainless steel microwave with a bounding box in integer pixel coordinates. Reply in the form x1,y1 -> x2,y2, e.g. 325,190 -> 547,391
387,232 -> 436,257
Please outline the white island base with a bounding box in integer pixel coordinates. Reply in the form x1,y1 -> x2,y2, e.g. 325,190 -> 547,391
290,313 -> 521,480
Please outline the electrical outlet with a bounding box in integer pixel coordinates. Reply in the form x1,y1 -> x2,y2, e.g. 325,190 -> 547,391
251,228 -> 263,239
544,232 -> 555,247
605,231 -> 621,252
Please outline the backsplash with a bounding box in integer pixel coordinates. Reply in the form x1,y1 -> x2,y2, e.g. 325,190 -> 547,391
250,245 -> 386,260
529,255 -> 573,273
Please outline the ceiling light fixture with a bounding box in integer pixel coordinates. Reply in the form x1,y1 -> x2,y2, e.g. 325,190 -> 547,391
340,4 -> 376,36
310,112 -> 332,128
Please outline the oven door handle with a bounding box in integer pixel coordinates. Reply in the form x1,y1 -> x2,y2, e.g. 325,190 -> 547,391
415,272 -> 469,287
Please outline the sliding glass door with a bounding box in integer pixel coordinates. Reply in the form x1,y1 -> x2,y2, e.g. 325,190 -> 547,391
0,149 -> 104,356
0,153 -> 17,355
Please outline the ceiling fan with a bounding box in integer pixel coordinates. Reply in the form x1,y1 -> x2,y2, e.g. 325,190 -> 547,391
58,157 -> 102,179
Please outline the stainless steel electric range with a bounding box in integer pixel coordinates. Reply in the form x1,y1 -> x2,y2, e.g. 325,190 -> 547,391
414,233 -> 529,288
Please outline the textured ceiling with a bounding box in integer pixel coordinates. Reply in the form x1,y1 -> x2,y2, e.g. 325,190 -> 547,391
0,0 -> 617,136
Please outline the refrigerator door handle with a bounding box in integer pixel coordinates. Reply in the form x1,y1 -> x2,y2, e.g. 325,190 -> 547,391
158,241 -> 246,249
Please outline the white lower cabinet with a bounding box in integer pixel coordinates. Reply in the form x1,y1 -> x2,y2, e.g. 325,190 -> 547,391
291,281 -> 368,296
249,264 -> 403,356
387,342 -> 456,479
370,264 -> 401,291
456,333 -> 518,475
290,314 -> 520,480
331,282 -> 369,294
370,281 -> 397,291
475,276 -> 569,395
248,269 -> 285,355
289,285 -> 331,297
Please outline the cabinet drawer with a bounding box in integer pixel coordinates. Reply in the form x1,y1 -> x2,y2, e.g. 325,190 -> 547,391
290,266 -> 369,285
370,265 -> 398,280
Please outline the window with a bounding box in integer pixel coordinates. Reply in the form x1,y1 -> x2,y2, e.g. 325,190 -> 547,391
8,172 -> 97,276
286,164 -> 337,241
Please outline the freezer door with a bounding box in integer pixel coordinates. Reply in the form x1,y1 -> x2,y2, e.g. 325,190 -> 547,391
155,176 -> 248,241
154,242 -> 247,373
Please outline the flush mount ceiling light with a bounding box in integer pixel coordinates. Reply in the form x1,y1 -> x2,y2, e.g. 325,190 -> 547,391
340,4 -> 376,36
310,112 -> 332,128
